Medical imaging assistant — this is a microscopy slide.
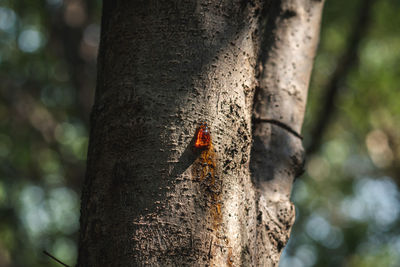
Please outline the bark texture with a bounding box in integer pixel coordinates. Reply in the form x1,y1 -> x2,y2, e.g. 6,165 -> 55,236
251,0 -> 324,265
78,0 -> 324,266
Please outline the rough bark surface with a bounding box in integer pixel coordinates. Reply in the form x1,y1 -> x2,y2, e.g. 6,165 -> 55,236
251,0 -> 324,265
78,0 -> 324,266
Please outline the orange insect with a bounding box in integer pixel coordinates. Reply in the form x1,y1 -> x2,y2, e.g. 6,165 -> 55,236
195,122 -> 211,148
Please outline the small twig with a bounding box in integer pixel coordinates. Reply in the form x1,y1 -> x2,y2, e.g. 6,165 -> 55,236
253,117 -> 303,140
43,250 -> 70,267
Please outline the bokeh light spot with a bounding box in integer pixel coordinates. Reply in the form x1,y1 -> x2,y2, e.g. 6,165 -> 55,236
19,185 -> 51,239
18,29 -> 44,53
48,187 -> 79,234
0,7 -> 17,32
365,129 -> 393,168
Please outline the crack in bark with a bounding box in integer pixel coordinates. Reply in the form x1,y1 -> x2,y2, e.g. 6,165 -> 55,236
252,117 -> 303,140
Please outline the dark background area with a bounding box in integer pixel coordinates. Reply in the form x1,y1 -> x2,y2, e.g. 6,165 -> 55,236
0,0 -> 399,266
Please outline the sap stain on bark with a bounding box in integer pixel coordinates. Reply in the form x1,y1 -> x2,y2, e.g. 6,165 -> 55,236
192,123 -> 242,266
192,136 -> 222,230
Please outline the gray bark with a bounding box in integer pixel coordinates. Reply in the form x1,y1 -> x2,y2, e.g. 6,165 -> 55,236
78,0 -> 324,266
251,0 -> 324,265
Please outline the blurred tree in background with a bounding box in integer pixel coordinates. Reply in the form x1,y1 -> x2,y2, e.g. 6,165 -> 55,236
0,0 -> 399,266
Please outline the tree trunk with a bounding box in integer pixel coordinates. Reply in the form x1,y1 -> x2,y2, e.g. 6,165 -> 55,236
77,0 -> 324,266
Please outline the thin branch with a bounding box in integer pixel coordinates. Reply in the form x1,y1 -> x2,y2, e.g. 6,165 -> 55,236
43,250 -> 70,267
307,0 -> 375,155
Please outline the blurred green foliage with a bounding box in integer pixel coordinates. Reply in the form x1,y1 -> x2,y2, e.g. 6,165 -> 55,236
281,0 -> 400,266
0,0 -> 399,266
0,0 -> 100,266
